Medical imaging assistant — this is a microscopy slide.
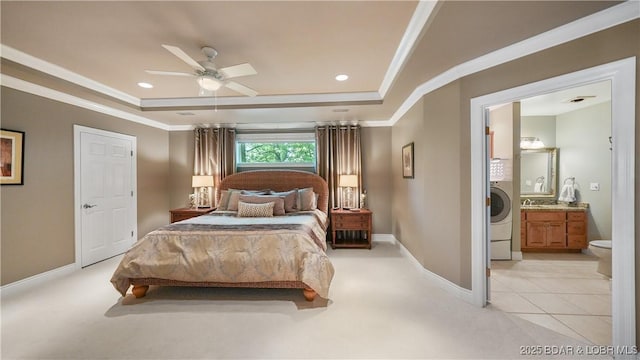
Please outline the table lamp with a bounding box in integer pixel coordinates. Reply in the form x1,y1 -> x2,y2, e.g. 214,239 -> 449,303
339,174 -> 358,209
192,175 -> 214,208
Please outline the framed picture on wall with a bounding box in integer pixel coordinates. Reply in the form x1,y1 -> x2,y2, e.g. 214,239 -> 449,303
402,142 -> 414,179
1,129 -> 25,185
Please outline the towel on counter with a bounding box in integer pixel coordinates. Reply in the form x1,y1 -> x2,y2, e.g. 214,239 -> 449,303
558,183 -> 576,202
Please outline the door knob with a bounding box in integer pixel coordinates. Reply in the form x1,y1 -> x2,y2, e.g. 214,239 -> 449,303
83,203 -> 97,209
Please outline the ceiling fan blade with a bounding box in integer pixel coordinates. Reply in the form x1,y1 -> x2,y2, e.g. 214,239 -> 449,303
161,44 -> 206,72
225,81 -> 258,97
145,70 -> 194,77
219,63 -> 257,79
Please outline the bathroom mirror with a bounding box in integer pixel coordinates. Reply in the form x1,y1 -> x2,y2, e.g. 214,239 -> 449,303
520,148 -> 558,199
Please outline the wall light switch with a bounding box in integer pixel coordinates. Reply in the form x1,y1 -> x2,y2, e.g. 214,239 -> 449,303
590,182 -> 600,191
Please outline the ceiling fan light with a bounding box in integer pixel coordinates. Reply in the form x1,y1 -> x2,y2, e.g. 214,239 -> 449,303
197,76 -> 222,91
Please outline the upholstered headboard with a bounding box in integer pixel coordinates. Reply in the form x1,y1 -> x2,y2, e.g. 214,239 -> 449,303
216,170 -> 329,214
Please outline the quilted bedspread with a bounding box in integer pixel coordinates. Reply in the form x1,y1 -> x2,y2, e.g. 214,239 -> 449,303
110,210 -> 334,298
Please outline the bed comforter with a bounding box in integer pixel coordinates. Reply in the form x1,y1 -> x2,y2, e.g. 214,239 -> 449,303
111,210 -> 334,298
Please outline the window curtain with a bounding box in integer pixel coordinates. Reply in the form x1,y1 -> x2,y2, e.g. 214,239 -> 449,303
315,125 -> 362,208
194,127 -> 236,206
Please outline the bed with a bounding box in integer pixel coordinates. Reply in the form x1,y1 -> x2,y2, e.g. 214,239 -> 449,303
110,170 -> 334,301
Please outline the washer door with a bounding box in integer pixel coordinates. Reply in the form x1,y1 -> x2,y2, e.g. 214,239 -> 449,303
490,186 -> 511,223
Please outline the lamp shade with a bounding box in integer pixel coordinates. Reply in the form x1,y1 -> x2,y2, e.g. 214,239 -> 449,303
192,175 -> 214,188
339,174 -> 358,188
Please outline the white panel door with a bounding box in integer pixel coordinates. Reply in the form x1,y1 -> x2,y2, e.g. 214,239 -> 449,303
79,129 -> 135,267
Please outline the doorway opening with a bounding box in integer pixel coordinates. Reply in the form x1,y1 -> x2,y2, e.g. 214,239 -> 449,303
470,58 -> 636,348
489,80 -> 613,344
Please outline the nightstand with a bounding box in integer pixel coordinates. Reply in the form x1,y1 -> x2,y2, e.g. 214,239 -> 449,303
330,208 -> 372,249
170,207 -> 213,223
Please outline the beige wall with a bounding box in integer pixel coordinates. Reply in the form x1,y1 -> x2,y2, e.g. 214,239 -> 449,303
392,97 -> 426,265
391,20 -> 639,294
169,131 -> 195,209
392,82 -> 466,284
360,127 -> 392,233
0,88 -> 170,285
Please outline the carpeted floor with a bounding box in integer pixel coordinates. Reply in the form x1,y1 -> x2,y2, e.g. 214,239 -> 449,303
1,240 -> 590,359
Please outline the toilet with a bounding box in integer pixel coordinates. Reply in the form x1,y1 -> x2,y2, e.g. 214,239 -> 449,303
589,240 -> 612,277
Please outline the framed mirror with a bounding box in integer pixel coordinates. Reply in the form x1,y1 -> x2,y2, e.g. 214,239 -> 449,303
520,148 -> 558,199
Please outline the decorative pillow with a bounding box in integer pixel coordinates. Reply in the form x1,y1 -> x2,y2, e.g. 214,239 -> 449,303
217,190 -> 231,210
297,187 -> 317,211
238,195 -> 286,215
225,189 -> 272,211
237,201 -> 274,217
226,190 -> 243,211
269,189 -> 298,212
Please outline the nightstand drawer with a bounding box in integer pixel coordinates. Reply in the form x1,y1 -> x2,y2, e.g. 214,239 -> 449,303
334,219 -> 370,229
334,214 -> 370,227
170,207 -> 213,223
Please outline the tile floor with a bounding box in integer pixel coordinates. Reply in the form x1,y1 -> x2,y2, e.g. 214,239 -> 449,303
489,252 -> 612,345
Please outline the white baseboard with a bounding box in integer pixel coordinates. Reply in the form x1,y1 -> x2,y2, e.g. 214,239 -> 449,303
384,234 -> 474,304
511,251 -> 523,261
0,262 -> 78,299
372,233 -> 396,243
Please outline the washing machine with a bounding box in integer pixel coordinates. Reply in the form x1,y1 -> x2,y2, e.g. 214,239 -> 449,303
490,181 -> 512,260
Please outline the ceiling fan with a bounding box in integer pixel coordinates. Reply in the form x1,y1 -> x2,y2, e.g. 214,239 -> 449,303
146,45 -> 258,97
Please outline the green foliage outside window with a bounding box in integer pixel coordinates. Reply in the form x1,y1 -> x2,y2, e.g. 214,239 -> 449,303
238,142 -> 315,164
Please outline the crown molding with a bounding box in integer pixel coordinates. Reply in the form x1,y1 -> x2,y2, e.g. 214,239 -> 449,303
140,91 -> 382,110
386,0 -> 640,126
0,44 -> 141,107
378,0 -> 439,98
0,74 -> 172,131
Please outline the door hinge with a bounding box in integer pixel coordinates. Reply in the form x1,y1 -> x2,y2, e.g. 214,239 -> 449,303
486,197 -> 491,206
131,150 -> 133,157
486,268 -> 491,277
131,231 -> 134,237
485,126 -> 490,135
131,191 -> 134,197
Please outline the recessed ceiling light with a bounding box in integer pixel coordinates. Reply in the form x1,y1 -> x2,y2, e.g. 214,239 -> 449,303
335,74 -> 349,81
137,82 -> 153,89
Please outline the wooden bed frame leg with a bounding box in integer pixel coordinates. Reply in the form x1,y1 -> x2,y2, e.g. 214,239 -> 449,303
131,285 -> 149,298
302,288 -> 316,301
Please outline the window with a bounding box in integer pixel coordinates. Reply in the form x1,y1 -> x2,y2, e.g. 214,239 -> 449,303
236,133 -> 316,170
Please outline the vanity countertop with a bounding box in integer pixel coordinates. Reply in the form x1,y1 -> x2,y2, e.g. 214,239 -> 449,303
520,203 -> 588,212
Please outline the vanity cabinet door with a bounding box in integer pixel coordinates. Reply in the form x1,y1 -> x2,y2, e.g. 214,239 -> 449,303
525,222 -> 547,248
546,222 -> 567,247
524,211 -> 567,249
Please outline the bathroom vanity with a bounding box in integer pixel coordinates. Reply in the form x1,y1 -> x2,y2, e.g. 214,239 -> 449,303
520,205 -> 588,252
